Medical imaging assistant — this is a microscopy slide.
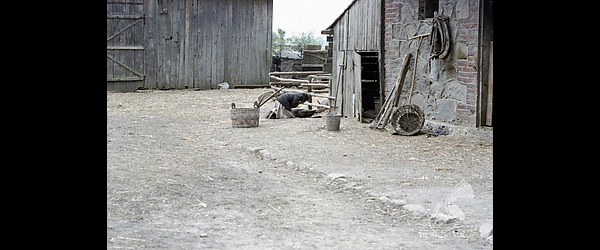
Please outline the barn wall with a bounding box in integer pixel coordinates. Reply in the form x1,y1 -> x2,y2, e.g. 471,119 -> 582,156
145,0 -> 272,90
108,0 -> 272,91
329,0 -> 382,117
383,0 -> 480,126
107,0 -> 146,92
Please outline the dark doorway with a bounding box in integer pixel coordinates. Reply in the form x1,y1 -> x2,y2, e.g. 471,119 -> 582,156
358,51 -> 381,122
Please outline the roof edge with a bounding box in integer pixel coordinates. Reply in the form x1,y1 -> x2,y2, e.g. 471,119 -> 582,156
324,0 -> 359,30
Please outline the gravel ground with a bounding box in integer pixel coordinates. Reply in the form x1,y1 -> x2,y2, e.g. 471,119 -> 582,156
107,89 -> 493,249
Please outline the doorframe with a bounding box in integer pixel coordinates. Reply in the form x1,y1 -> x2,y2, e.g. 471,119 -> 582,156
477,0 -> 493,126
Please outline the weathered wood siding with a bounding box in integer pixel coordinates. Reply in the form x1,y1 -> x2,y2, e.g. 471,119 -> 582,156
108,0 -> 273,91
329,0 -> 381,117
107,0 -> 146,92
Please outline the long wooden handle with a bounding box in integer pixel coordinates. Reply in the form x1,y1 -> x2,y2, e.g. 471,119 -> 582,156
408,36 -> 425,104
257,86 -> 285,108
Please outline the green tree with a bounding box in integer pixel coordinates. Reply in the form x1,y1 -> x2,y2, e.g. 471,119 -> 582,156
272,29 -> 325,53
272,28 -> 287,54
287,31 -> 325,51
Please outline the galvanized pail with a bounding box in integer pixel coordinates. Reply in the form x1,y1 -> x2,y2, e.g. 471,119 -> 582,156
325,113 -> 342,131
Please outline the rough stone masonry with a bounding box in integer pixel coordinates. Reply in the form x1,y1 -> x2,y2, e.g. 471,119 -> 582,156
383,0 -> 479,126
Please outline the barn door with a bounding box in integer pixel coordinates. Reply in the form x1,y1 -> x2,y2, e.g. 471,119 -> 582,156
351,51 -> 362,122
107,0 -> 145,92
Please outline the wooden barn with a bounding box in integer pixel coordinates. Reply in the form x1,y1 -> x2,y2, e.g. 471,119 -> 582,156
107,0 -> 273,92
323,0 -> 493,127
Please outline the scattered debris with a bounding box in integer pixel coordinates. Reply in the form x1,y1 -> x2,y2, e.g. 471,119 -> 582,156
267,203 -> 280,213
427,126 -> 449,137
403,204 -> 427,214
218,82 -> 229,89
479,222 -> 493,241
327,173 -> 347,184
379,196 -> 407,207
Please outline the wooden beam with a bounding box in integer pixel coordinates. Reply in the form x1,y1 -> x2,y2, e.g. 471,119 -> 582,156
408,33 -> 431,40
232,85 -> 269,89
107,54 -> 144,78
269,71 -> 326,76
106,46 -> 144,50
304,103 -> 331,109
107,19 -> 143,42
270,81 -> 301,86
107,77 -> 144,82
271,86 -> 335,100
269,75 -> 308,83
106,14 -> 144,19
300,83 -> 329,88
183,0 -> 191,88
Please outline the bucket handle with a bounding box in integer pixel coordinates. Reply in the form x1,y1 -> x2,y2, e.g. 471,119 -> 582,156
231,102 -> 258,109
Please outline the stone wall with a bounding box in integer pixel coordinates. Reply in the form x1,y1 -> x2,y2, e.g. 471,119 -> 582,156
383,0 -> 479,126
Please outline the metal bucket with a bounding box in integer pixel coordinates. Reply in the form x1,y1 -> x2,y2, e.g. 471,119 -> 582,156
325,113 -> 342,131
230,102 -> 259,128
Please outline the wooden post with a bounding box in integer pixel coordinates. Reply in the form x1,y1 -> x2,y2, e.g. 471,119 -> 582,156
486,41 -> 493,126
183,0 -> 191,88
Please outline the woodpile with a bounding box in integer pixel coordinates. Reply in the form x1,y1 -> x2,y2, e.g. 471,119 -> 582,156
369,53 -> 412,129
269,71 -> 331,94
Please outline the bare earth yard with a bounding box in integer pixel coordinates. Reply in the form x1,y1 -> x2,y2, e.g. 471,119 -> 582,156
107,89 -> 493,249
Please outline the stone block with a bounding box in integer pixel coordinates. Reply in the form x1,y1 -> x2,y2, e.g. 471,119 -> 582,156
432,99 -> 457,122
441,79 -> 466,103
456,0 -> 470,19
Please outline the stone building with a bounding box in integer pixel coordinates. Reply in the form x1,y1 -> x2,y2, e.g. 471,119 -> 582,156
323,0 -> 493,127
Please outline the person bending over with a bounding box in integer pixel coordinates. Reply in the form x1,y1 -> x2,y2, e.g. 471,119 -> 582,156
266,92 -> 309,119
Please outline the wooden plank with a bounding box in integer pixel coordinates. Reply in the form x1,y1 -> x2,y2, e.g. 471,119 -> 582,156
133,2 -> 145,90
106,14 -> 143,19
216,0 -> 226,85
304,103 -> 331,109
107,0 -> 144,4
269,75 -> 308,83
269,71 -> 326,76
209,0 -> 217,88
486,41 -> 493,126
107,77 -> 144,82
175,0 -> 184,89
107,54 -> 144,78
300,83 -> 329,88
107,3 -> 115,81
143,0 -> 156,89
107,18 -> 142,42
352,50 -> 362,121
106,46 -> 144,50
271,86 -> 335,100
232,84 -> 269,89
374,53 -> 412,128
115,3 -> 127,87
270,81 -> 301,86
265,0 -> 273,85
183,0 -> 191,88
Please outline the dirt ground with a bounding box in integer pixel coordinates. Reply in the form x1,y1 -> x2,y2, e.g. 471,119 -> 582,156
107,89 -> 493,249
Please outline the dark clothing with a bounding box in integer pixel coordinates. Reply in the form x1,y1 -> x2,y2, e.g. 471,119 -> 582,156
276,93 -> 309,111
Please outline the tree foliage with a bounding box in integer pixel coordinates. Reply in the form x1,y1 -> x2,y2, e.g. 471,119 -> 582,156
272,28 -> 325,53
272,28 -> 287,53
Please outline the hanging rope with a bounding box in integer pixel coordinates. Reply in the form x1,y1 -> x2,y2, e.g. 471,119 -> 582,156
430,12 -> 450,59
